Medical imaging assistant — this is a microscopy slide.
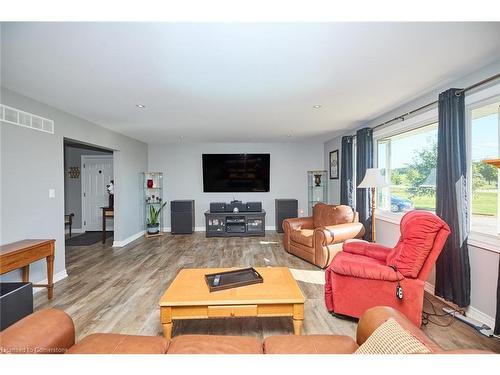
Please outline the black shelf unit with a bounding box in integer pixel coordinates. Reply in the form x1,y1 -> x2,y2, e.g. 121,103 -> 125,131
205,210 -> 266,237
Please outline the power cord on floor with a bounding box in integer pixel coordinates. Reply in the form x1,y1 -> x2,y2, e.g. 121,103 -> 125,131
421,296 -> 464,327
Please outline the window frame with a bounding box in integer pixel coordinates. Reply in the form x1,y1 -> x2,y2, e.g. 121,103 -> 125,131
372,83 -> 500,253
465,84 -> 500,253
373,107 -> 438,224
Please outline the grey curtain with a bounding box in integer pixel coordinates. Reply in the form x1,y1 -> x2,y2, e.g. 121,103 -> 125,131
340,136 -> 354,206
435,88 -> 471,307
356,127 -> 373,240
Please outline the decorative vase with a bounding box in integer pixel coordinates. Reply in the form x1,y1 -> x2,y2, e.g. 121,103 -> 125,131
147,179 -> 154,188
314,174 -> 322,187
108,194 -> 114,209
147,224 -> 160,234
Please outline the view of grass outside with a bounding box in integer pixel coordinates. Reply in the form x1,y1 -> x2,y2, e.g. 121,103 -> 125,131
470,101 -> 499,235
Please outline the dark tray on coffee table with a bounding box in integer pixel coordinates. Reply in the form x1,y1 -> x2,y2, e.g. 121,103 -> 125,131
205,267 -> 263,292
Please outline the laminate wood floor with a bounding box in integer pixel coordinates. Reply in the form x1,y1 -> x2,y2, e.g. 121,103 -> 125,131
34,232 -> 500,353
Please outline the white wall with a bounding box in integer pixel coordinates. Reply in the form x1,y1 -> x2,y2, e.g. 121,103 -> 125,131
0,87 -> 148,286
148,142 -> 324,230
323,60 -> 500,326
324,136 -> 342,204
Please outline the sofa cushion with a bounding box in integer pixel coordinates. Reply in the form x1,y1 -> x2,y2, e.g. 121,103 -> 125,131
167,335 -> 263,354
290,229 -> 314,247
313,203 -> 354,228
355,318 -> 430,354
0,308 -> 75,354
263,335 -> 358,354
386,211 -> 445,278
66,333 -> 169,354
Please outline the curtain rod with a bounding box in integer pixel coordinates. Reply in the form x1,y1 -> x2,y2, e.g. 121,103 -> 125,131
370,71 -> 500,132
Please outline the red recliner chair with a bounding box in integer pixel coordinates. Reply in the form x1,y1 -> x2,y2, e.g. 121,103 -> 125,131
324,210 -> 450,326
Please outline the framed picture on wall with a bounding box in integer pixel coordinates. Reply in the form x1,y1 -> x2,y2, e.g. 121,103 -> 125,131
329,150 -> 339,179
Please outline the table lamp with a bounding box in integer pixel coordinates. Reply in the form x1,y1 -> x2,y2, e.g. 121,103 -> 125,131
357,168 -> 388,243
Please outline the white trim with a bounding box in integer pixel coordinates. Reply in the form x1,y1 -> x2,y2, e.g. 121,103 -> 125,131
465,87 -> 500,253
374,209 -> 403,225
465,81 -> 500,107
373,107 -> 438,139
465,305 -> 496,329
32,270 -> 68,295
424,281 -> 435,295
468,232 -> 500,254
112,230 -> 145,247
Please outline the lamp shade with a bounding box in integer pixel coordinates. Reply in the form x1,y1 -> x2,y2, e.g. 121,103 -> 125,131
357,168 -> 388,188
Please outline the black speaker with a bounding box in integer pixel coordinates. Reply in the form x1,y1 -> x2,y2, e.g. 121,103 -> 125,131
0,283 -> 33,330
171,200 -> 195,234
246,202 -> 262,212
210,202 -> 226,213
226,200 -> 246,213
275,199 -> 298,233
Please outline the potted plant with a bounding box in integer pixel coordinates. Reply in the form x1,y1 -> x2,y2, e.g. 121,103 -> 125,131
146,202 -> 167,235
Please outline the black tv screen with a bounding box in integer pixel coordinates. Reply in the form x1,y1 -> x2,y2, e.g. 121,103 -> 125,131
202,154 -> 270,192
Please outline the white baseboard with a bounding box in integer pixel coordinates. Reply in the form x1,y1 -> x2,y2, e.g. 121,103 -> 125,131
32,269 -> 68,295
465,305 -> 496,329
424,281 -> 435,295
65,228 -> 84,235
112,230 -> 145,247
424,281 -> 495,328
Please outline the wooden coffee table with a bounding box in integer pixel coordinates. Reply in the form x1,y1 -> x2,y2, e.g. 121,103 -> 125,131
159,267 -> 305,339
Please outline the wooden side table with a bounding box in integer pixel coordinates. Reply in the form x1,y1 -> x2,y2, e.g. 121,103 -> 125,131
101,207 -> 114,244
0,239 -> 55,300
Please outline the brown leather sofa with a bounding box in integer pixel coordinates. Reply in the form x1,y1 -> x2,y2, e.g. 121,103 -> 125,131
283,203 -> 365,268
0,306 -> 489,354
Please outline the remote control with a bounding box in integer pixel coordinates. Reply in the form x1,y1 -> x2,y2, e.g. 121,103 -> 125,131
213,275 -> 221,286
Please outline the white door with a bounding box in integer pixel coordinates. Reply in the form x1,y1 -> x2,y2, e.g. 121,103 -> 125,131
82,156 -> 114,231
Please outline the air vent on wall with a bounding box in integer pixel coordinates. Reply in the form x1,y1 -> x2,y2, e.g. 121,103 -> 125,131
0,104 -> 54,134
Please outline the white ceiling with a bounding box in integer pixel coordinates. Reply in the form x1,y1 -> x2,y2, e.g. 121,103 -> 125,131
2,22 -> 500,143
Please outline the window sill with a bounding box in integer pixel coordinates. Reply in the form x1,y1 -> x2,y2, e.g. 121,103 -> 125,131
375,210 -> 500,254
468,232 -> 500,254
374,209 -> 404,225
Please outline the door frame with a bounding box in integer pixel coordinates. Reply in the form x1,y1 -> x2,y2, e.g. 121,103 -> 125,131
81,155 -> 114,232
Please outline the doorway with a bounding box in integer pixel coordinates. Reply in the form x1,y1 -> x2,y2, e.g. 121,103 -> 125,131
63,139 -> 114,246
81,155 -> 113,231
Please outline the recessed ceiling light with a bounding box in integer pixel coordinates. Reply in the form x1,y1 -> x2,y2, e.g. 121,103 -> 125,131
313,105 -> 322,109
287,134 -> 292,138
136,104 -> 146,109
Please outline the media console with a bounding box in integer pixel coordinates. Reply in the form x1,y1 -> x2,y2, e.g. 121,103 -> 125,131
204,210 -> 266,237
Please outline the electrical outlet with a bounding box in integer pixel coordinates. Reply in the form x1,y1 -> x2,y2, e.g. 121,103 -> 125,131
48,189 -> 55,198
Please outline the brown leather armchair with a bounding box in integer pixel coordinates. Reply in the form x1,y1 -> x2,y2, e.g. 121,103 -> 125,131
282,203 -> 365,268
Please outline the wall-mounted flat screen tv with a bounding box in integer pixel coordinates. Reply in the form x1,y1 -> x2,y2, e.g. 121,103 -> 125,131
202,154 -> 270,192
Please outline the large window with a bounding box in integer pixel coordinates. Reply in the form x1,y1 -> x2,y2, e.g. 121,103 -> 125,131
377,123 -> 438,214
470,99 -> 499,236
